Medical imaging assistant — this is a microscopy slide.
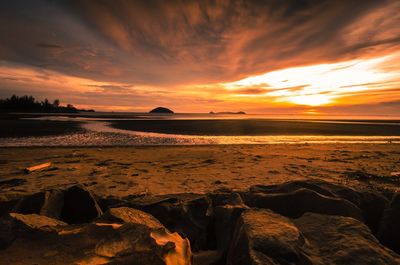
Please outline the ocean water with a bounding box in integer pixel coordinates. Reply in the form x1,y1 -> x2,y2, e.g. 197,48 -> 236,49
1,113 -> 399,146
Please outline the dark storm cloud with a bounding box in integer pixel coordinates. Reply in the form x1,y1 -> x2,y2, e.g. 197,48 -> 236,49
1,0 -> 399,86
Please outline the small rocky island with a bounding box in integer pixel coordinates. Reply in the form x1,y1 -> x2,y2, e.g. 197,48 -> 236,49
149,107 -> 174,114
209,111 -> 246,114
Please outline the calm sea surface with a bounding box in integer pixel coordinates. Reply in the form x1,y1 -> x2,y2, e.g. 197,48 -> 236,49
1,113 -> 400,146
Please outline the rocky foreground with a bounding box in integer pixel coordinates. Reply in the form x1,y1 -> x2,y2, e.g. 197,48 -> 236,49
0,179 -> 400,264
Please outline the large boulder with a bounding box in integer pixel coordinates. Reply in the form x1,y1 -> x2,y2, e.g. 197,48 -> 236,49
12,189 -> 64,219
211,191 -> 249,259
226,209 -> 400,265
227,209 -> 310,265
60,185 -> 103,224
0,208 -> 192,265
0,212 -> 67,249
244,179 -> 389,234
129,193 -> 213,251
378,193 -> 400,253
294,213 -> 400,265
242,187 -> 363,221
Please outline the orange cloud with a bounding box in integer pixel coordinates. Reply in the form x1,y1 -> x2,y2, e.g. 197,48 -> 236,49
220,52 -> 400,106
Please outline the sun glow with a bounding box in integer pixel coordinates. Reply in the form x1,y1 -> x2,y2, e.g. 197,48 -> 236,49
222,54 -> 399,106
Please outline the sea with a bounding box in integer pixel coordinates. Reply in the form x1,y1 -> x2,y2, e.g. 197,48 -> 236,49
1,112 -> 400,146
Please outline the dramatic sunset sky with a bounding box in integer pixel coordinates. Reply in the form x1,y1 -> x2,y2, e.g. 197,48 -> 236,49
0,0 -> 399,115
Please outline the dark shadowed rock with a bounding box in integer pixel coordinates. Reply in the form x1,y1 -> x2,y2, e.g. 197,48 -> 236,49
249,180 -> 388,234
0,195 -> 19,217
0,216 -> 15,249
13,191 -> 45,214
378,193 -> 400,253
357,191 -> 389,235
129,193 -> 213,251
60,185 -> 103,224
210,190 -> 249,259
13,189 -> 64,219
242,187 -> 363,221
209,192 -> 245,207
214,204 -> 248,260
193,250 -> 223,265
294,213 -> 400,264
98,195 -> 129,211
227,209 -> 310,265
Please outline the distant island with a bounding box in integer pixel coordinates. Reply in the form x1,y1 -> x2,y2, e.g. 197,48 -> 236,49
149,107 -> 174,114
209,111 -> 246,114
0,95 -> 95,113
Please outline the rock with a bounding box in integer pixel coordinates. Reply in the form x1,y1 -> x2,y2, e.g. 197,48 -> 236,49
60,185 -> 103,224
242,187 -> 363,221
209,192 -> 245,207
378,193 -> 400,253
210,190 -> 249,258
97,207 -> 164,229
249,180 -> 388,234
357,191 -> 388,235
294,213 -> 400,264
0,209 -> 192,265
9,212 -> 67,230
214,204 -> 248,259
130,193 -> 213,251
98,195 -> 128,211
0,195 -> 19,217
193,250 -> 222,265
227,209 -> 400,265
13,192 -> 45,214
149,107 -> 174,114
13,189 -> 64,219
227,209 -> 310,265
0,216 -> 15,249
249,180 -> 337,197
0,212 -> 67,249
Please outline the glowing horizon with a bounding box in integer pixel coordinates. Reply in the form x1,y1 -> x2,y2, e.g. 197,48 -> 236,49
221,54 -> 400,107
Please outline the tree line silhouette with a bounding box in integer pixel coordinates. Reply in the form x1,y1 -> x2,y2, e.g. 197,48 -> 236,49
0,95 -> 94,113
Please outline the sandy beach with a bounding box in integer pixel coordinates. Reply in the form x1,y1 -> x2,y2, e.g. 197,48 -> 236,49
1,144 -> 399,200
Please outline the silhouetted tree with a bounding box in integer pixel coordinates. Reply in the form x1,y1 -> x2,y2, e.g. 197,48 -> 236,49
0,95 -> 93,113
53,99 -> 60,107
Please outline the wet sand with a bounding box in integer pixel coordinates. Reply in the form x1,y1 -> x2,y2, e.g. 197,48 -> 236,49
0,115 -> 83,138
110,119 -> 400,136
1,144 -> 399,200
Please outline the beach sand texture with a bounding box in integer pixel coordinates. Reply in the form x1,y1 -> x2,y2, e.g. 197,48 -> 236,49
1,144 -> 399,200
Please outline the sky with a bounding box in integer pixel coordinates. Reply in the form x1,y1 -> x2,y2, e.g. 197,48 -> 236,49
0,0 -> 399,115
